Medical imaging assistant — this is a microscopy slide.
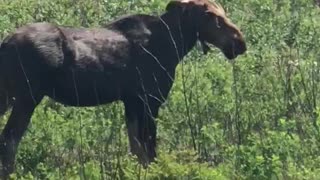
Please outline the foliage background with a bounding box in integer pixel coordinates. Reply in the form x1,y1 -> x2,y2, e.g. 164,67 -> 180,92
1,0 -> 320,179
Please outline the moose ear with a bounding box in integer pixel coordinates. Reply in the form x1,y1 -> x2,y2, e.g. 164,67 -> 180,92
166,1 -> 186,12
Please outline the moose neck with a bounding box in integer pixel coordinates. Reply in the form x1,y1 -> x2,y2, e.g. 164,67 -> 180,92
159,10 -> 199,60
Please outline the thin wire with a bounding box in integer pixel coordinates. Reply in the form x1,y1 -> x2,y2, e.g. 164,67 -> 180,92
15,46 -> 37,104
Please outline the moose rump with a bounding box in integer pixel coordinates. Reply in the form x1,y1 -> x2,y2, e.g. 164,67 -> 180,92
0,23 -> 134,107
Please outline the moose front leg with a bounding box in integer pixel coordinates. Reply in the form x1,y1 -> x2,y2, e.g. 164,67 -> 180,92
124,96 -> 160,166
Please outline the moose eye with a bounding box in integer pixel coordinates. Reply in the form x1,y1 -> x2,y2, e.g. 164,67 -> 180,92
205,11 -> 213,17
205,12 -> 224,28
215,16 -> 224,28
215,17 -> 221,28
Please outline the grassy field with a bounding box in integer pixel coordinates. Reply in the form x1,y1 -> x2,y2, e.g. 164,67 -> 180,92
1,0 -> 320,179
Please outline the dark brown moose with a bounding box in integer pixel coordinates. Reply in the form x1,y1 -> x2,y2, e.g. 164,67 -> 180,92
0,0 -> 246,177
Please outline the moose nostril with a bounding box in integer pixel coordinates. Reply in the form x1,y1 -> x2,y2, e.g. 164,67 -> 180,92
235,39 -> 246,54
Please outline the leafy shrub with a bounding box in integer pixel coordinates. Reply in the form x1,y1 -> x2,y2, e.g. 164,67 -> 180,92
1,0 -> 320,179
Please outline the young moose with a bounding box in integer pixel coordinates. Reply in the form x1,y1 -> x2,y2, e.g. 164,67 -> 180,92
0,0 -> 246,177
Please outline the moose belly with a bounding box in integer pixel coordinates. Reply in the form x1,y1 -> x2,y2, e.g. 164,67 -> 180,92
47,71 -> 125,107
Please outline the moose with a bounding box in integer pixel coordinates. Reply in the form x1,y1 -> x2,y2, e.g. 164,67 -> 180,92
0,0 -> 246,177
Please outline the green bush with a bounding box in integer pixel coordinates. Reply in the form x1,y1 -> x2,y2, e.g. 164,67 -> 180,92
1,0 -> 320,179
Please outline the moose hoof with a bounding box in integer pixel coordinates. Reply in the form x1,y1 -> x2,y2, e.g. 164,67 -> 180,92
0,163 -> 11,180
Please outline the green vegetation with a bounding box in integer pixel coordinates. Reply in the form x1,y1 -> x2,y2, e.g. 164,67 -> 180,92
1,0 -> 320,179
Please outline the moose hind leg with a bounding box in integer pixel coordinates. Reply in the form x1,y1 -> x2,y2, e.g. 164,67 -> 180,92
0,91 -> 14,116
124,97 -> 160,166
0,96 -> 40,178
